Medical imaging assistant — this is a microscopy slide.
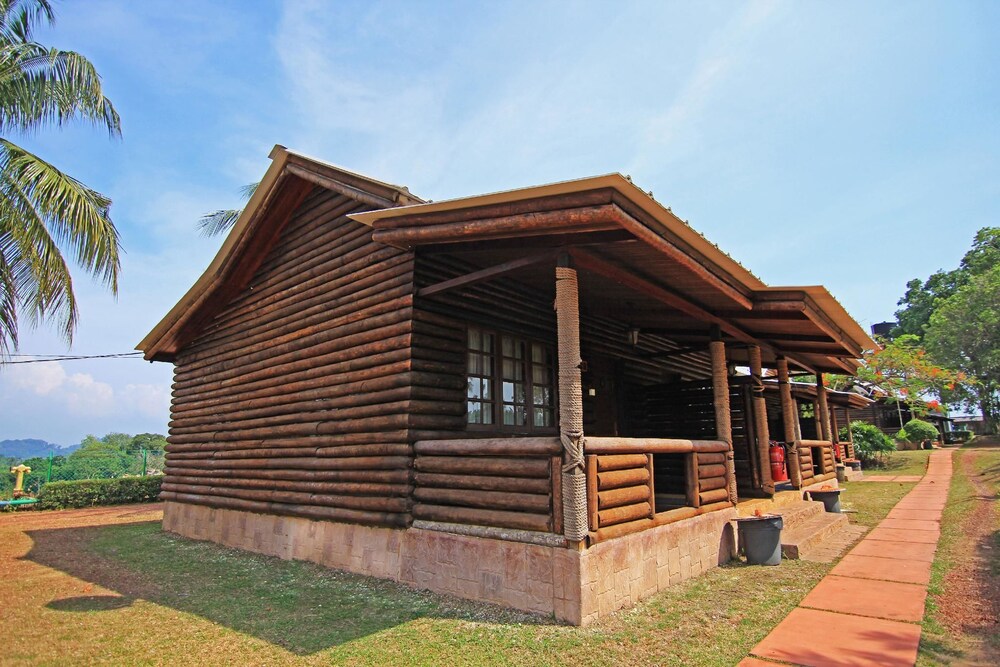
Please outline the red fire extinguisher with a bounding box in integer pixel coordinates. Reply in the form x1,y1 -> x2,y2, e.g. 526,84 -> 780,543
769,441 -> 789,482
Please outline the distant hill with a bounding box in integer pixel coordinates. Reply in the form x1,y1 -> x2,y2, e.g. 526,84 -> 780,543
0,439 -> 80,460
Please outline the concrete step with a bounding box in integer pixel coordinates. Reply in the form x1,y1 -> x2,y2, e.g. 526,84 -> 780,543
844,468 -> 864,482
771,500 -> 827,533
781,511 -> 851,560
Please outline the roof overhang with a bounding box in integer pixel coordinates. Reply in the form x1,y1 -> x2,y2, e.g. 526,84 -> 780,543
352,174 -> 876,373
136,146 -> 421,361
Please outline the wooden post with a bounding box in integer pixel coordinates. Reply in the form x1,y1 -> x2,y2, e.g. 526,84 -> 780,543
831,406 -> 842,461
815,372 -> 833,472
748,346 -> 774,495
710,326 -> 737,505
555,258 -> 588,542
685,452 -> 700,508
777,358 -> 802,489
845,407 -> 856,459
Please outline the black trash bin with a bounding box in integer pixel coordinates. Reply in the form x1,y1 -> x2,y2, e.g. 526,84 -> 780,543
736,515 -> 784,566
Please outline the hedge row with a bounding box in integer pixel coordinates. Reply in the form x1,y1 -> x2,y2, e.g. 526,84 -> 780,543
37,475 -> 163,510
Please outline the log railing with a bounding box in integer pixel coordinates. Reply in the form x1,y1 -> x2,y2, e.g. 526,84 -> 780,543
794,438 -> 838,484
583,437 -> 733,542
412,438 -> 562,534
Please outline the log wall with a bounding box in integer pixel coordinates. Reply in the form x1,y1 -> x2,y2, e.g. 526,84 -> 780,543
161,187 -> 419,528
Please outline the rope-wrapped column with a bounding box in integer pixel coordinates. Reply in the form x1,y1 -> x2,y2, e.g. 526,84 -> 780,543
815,372 -> 834,468
748,346 -> 774,495
709,334 -> 737,504
555,265 -> 587,542
777,358 -> 802,488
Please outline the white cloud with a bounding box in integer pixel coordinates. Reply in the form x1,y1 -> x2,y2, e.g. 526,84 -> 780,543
8,360 -> 67,395
123,383 -> 172,419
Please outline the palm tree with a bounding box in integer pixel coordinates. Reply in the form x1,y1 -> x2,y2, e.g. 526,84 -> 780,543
198,181 -> 258,236
0,0 -> 121,358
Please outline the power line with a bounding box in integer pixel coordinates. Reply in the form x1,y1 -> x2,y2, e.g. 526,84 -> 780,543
3,352 -> 144,364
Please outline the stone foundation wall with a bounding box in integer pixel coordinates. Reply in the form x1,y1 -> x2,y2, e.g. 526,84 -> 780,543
578,509 -> 738,625
162,501 -> 737,626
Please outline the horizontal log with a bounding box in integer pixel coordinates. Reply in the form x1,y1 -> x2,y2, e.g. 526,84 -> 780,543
597,484 -> 650,510
163,467 -> 410,484
698,464 -> 727,479
166,443 -> 411,461
413,472 -> 550,495
698,476 -> 727,492
164,475 -> 410,497
799,439 -> 832,448
699,488 -> 729,505
164,455 -> 410,471
598,502 -> 652,526
584,437 -> 729,455
372,204 -> 622,249
696,452 -> 726,465
412,487 -> 550,513
412,503 -> 550,533
413,456 -> 550,478
413,438 -> 561,457
160,491 -> 409,528
590,502 -> 733,543
159,483 -> 409,512
597,467 -> 649,491
165,430 -> 412,453
595,454 -> 649,471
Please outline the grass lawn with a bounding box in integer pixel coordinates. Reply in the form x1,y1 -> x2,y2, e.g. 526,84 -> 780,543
0,476 -> 917,667
919,444 -> 1000,666
876,448 -> 932,476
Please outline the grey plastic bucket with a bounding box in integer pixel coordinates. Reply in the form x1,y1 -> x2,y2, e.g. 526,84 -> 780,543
738,516 -> 783,566
810,489 -> 842,513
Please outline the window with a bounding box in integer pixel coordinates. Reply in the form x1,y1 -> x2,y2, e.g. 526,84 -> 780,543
467,326 -> 556,430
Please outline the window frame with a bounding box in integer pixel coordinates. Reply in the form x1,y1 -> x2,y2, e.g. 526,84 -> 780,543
465,325 -> 559,434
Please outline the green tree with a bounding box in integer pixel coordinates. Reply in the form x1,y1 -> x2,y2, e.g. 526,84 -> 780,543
925,265 -> 1000,433
0,0 -> 121,357
893,227 -> 1000,339
856,334 -> 962,425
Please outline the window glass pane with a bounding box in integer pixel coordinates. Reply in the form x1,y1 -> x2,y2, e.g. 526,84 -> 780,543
532,343 -> 544,363
482,354 -> 493,375
532,365 -> 548,385
502,336 -> 514,357
514,383 -> 525,404
467,353 -> 479,374
467,378 -> 480,399
515,406 -> 526,426
468,328 -> 480,351
533,386 -> 550,406
514,341 -> 524,359
467,401 -> 481,424
483,333 -> 494,354
503,381 -> 514,403
482,406 -> 493,424
533,408 -> 547,427
482,378 -> 492,400
503,404 -> 515,425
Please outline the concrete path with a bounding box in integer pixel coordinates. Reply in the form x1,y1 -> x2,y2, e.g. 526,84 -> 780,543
740,450 -> 953,667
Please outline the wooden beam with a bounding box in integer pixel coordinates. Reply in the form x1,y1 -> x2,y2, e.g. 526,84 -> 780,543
419,230 -> 636,254
568,249 -> 761,346
372,204 -> 624,249
416,250 -> 559,298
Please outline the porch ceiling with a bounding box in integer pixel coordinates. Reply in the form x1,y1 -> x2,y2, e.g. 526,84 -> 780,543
355,177 -> 875,375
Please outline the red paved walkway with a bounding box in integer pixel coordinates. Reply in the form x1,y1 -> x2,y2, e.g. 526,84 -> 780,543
740,450 -> 952,667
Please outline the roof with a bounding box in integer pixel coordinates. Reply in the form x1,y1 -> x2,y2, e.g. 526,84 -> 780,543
138,150 -> 876,373
352,172 -> 877,373
137,145 -> 421,361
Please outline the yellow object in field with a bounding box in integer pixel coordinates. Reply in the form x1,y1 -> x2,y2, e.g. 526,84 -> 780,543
10,464 -> 30,498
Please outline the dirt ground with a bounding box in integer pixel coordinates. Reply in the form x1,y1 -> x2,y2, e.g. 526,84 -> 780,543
935,446 -> 1000,666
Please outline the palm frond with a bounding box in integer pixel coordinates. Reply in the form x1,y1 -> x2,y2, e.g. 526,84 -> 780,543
198,180 -> 261,237
0,0 -> 54,45
0,42 -> 120,136
0,139 -> 120,291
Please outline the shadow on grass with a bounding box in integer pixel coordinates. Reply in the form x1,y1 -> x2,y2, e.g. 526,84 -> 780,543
24,521 -> 548,655
47,595 -> 134,612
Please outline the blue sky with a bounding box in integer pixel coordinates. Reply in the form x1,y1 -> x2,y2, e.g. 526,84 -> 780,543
1,0 -> 997,445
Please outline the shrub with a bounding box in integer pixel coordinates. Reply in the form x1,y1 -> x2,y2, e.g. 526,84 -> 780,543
843,421 -> 895,467
897,418 -> 939,445
37,476 -> 162,510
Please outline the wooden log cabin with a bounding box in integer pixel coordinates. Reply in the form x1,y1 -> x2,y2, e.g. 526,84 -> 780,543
138,146 -> 877,625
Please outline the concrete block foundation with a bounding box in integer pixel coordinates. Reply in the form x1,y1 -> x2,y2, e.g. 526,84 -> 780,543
163,501 -> 738,625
